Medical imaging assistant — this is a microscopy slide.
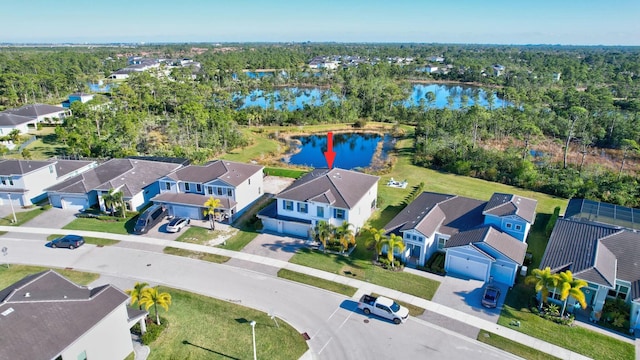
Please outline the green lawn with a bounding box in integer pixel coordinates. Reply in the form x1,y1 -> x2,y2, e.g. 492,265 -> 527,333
264,167 -> 307,178
47,234 -> 120,246
175,226 -> 235,246
63,216 -> 135,234
221,128 -> 282,163
499,283 -> 635,360
277,269 -> 358,297
147,287 -> 308,360
0,206 -> 51,226
162,247 -> 230,263
0,264 -> 99,288
477,330 -> 560,360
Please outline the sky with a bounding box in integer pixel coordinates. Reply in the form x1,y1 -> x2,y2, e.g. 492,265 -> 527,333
2,0 -> 638,45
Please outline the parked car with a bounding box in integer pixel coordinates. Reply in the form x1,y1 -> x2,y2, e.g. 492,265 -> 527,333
166,217 -> 190,233
357,294 -> 409,324
50,235 -> 85,249
481,285 -> 501,308
133,205 -> 167,234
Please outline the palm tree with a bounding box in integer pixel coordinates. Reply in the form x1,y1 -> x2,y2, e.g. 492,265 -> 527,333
525,267 -> 559,309
139,287 -> 172,325
364,227 -> 387,261
557,270 -> 588,316
125,282 -> 149,310
314,221 -> 334,253
203,196 -> 221,230
102,188 -> 124,217
335,221 -> 355,253
384,233 -> 405,269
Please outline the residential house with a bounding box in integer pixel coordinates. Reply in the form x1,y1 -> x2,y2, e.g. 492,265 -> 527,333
428,56 -> 445,63
258,168 -> 379,238
425,64 -> 438,73
46,158 -> 183,212
0,159 -> 96,207
0,103 -> 70,134
62,92 -> 96,108
0,270 -> 147,360
540,199 -> 640,330
384,192 -> 537,286
493,64 -> 506,76
152,160 -> 264,222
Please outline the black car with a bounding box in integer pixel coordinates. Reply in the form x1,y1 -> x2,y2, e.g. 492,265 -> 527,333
481,285 -> 501,308
51,235 -> 85,249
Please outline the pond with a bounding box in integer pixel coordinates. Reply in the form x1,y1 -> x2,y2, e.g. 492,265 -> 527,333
87,82 -> 115,92
235,84 -> 509,111
284,132 -> 392,169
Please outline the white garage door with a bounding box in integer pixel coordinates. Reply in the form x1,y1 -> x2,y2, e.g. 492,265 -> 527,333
171,206 -> 201,220
61,197 -> 87,211
260,218 -> 278,233
491,263 -> 515,285
0,193 -> 23,207
283,221 -> 311,238
446,255 -> 489,282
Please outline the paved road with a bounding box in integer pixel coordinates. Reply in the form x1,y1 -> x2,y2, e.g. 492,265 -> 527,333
0,235 -> 520,360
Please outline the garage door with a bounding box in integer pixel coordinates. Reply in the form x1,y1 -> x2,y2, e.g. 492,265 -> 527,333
260,218 -> 278,233
171,206 -> 201,220
446,254 -> 489,281
0,193 -> 23,207
283,221 -> 311,239
49,195 -> 62,208
61,197 -> 87,211
491,263 -> 515,285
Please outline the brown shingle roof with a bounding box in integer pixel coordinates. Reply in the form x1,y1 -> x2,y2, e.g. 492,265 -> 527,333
445,225 -> 527,264
2,103 -> 66,118
0,159 -> 53,176
152,192 -> 236,209
167,160 -> 263,187
483,193 -> 537,223
277,168 -> 379,209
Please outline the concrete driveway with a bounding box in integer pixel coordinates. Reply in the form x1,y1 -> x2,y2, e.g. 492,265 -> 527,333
0,207 -> 79,241
226,232 -> 308,275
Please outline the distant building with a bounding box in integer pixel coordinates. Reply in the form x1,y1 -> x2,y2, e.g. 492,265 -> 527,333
552,72 -> 562,82
62,93 -> 96,108
492,64 -> 505,76
0,104 -> 70,134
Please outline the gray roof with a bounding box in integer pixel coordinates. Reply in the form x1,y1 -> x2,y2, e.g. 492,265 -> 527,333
483,193 -> 537,223
54,159 -> 95,178
0,159 -> 53,176
152,192 -> 236,209
445,225 -> 528,264
2,103 -> 66,118
0,270 -> 130,360
383,192 -> 485,237
167,160 -> 263,187
46,158 -> 182,197
565,198 -> 640,231
277,168 -> 379,210
0,113 -> 36,126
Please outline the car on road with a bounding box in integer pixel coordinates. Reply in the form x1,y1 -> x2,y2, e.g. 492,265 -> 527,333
358,294 -> 409,324
166,217 -> 190,233
481,285 -> 501,308
50,235 -> 85,249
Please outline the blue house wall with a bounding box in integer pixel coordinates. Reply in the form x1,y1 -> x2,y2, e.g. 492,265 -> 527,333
484,214 -> 529,242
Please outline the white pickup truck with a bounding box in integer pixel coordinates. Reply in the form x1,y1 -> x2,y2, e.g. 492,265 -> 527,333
358,294 -> 410,324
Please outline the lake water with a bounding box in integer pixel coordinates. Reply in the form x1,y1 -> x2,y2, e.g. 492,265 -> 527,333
236,84 -> 508,111
285,132 -> 391,169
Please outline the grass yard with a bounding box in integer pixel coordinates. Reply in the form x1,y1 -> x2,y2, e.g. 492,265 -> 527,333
147,287 -> 308,360
63,216 -> 134,234
499,283 -> 635,360
477,330 -> 560,360
46,234 -> 120,246
277,269 -> 358,297
264,167 -> 307,178
0,264 -> 99,288
162,247 -> 230,263
176,226 -> 236,246
0,206 -> 50,226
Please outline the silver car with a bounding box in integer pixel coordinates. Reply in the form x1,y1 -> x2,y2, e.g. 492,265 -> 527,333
166,217 -> 190,233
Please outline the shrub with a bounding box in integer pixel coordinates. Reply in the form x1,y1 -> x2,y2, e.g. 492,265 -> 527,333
140,317 -> 169,345
545,206 -> 561,236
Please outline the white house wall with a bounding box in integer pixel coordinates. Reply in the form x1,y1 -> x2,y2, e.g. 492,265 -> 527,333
15,164 -> 57,205
230,171 -> 263,213
60,304 -> 133,360
344,181 -> 378,231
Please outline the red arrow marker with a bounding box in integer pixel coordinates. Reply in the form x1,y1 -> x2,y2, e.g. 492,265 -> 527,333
324,132 -> 336,169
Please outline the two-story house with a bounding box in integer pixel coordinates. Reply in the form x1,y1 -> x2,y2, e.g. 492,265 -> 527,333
258,168 -> 379,238
151,160 -> 264,222
0,159 -> 96,207
384,192 -> 537,286
540,199 -> 640,331
0,270 -> 147,360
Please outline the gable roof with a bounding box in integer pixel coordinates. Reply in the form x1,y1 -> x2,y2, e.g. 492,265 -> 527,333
445,225 -> 527,264
0,113 -> 37,127
166,160 -> 263,187
2,103 -> 66,118
46,158 -> 182,197
277,168 -> 379,210
0,270 -> 131,360
0,159 -> 53,176
483,193 -> 537,223
54,159 -> 95,178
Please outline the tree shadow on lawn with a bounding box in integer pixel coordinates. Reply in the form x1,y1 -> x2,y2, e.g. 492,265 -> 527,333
181,340 -> 240,360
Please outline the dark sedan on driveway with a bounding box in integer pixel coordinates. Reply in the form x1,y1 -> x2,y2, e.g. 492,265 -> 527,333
50,235 -> 85,249
481,285 -> 501,308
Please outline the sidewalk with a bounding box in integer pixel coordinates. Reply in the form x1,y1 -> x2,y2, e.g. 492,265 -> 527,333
1,226 -> 591,360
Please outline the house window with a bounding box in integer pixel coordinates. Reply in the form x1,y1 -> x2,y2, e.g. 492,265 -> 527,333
165,182 -> 171,190
371,198 -> 376,209
196,184 -> 202,192
248,178 -> 251,185
283,200 -> 293,211
334,209 -> 345,219
506,223 -> 512,229
417,236 -> 424,243
515,224 -> 522,231
77,350 -> 87,360
298,203 -> 308,213
8,178 -> 13,186
607,284 -> 630,300
437,237 -> 447,250
0,177 -> 5,185
184,183 -> 191,191
317,207 -> 324,218
49,165 -> 54,174
217,187 -> 224,196
227,188 -> 233,197
207,187 -> 213,195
